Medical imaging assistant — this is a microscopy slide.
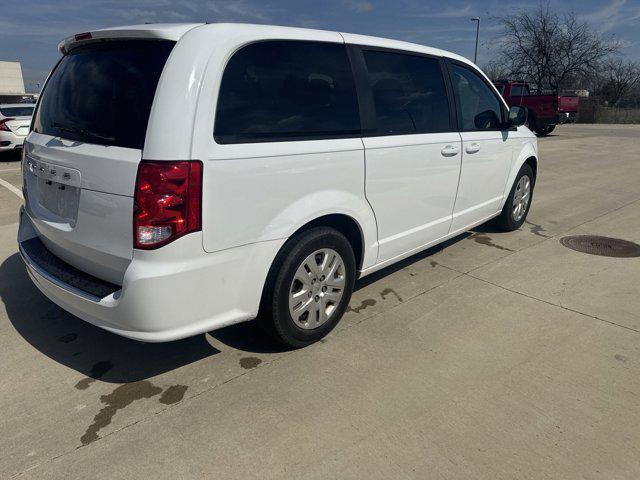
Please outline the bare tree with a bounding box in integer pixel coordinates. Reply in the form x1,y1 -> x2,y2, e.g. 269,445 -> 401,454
597,58 -> 640,106
495,3 -> 619,91
481,61 -> 511,82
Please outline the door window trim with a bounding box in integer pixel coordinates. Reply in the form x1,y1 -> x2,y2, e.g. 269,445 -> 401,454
348,44 -> 458,137
444,58 -> 508,133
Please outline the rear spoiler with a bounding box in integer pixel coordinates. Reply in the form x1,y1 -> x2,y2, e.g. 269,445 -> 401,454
58,23 -> 204,54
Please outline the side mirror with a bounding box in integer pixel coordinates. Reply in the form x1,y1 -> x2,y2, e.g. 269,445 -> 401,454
508,105 -> 527,127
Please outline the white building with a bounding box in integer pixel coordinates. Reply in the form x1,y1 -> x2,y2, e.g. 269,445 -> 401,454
0,61 -> 26,95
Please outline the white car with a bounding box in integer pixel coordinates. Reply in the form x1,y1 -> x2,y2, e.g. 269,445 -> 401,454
18,23 -> 536,347
0,104 -> 35,152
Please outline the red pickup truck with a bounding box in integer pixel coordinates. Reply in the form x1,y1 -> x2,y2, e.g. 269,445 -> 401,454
494,81 -> 579,136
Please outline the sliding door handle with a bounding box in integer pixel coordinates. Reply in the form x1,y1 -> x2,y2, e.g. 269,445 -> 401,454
465,143 -> 481,154
441,145 -> 460,157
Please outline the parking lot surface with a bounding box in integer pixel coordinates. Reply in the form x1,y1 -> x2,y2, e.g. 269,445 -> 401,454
1,124 -> 639,479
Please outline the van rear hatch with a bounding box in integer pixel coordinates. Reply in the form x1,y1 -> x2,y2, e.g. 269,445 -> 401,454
24,39 -> 175,285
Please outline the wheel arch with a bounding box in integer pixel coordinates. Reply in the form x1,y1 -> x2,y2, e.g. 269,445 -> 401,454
524,155 -> 538,182
257,212 -> 373,324
500,141 -> 538,209
287,213 -> 366,272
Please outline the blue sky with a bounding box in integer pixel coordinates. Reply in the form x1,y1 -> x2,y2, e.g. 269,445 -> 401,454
2,0 -> 639,91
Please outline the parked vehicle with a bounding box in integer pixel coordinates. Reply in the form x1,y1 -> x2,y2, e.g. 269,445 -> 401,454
494,81 -> 578,136
18,24 -> 537,347
0,104 -> 35,153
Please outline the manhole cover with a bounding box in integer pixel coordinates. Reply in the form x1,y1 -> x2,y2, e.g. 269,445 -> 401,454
560,235 -> 640,258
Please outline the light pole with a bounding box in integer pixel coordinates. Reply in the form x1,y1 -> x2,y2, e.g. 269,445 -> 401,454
471,16 -> 480,64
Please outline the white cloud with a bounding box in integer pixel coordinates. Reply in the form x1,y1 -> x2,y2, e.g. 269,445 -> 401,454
345,0 -> 375,13
207,1 -> 269,21
408,4 -> 475,19
580,0 -> 640,32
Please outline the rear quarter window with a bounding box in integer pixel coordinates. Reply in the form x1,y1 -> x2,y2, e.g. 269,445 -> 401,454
33,40 -> 175,149
214,40 -> 361,144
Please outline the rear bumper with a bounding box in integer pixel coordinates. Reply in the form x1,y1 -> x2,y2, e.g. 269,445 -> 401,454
0,131 -> 26,150
18,208 -> 284,342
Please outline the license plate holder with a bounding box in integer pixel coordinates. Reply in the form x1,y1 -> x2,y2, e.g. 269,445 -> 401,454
24,156 -> 81,225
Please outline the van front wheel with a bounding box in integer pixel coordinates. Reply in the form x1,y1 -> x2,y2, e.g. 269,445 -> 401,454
261,227 -> 356,348
492,163 -> 535,231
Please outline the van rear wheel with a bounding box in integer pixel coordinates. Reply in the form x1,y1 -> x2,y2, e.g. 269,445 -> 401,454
261,227 -> 356,348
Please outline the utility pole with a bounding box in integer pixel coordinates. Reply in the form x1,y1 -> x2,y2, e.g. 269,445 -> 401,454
471,16 -> 480,64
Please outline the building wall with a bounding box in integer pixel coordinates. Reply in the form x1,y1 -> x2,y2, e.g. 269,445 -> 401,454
0,61 -> 26,95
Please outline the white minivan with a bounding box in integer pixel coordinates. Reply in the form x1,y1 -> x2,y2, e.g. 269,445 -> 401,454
18,23 -> 536,347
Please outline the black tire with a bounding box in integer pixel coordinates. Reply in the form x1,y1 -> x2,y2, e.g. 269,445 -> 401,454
492,163 -> 535,231
535,125 -> 555,136
260,227 -> 356,348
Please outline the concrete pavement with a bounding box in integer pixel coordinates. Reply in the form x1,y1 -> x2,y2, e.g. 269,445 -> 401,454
1,125 -> 639,479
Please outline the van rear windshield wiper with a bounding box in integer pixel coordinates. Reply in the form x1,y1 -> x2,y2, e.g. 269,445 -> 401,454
51,122 -> 116,142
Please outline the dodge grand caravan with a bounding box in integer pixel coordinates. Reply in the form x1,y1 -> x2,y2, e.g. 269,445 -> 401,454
18,23 -> 536,347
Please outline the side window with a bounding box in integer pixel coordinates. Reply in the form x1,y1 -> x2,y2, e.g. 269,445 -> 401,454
214,41 -> 360,143
362,50 -> 451,136
451,64 -> 504,131
510,84 -> 530,96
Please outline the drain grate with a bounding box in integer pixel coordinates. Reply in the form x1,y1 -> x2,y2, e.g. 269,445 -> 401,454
560,235 -> 640,258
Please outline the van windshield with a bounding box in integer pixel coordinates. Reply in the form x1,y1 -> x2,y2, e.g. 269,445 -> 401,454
33,40 -> 175,150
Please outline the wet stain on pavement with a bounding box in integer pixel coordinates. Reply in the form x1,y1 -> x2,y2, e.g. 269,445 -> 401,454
239,357 -> 262,369
80,381 -> 163,445
615,354 -> 627,362
429,261 -> 438,268
159,385 -> 188,405
58,333 -> 78,343
380,288 -> 403,302
347,298 -> 376,314
470,232 -> 514,252
75,361 -> 114,390
525,221 -> 551,238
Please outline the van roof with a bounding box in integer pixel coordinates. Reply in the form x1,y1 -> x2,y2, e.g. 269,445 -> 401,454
58,22 -> 473,66
58,23 -> 205,53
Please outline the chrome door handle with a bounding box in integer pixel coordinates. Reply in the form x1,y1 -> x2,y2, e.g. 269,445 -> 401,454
465,143 -> 480,154
441,145 -> 460,157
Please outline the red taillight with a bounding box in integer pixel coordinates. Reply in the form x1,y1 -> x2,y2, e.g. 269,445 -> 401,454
133,160 -> 202,249
0,118 -> 14,131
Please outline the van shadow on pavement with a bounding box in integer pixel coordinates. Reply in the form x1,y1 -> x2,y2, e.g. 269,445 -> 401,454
0,253 -> 285,384
0,226 -> 492,382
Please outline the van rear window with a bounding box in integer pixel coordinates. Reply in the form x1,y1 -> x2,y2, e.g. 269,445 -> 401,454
33,40 -> 174,149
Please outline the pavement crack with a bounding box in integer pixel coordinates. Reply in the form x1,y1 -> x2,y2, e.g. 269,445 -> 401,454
465,196 -> 640,275
10,196 -> 640,478
464,272 -> 640,334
